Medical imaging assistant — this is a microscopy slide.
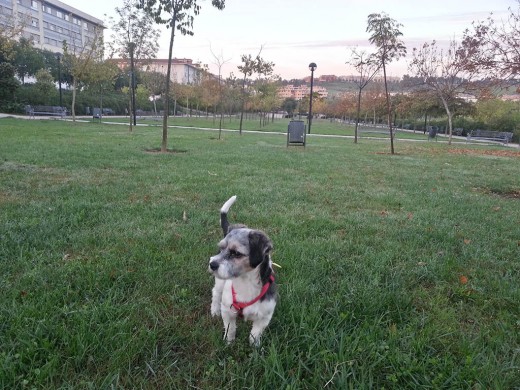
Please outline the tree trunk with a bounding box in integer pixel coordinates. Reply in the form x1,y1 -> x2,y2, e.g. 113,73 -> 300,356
355,87 -> 362,143
382,62 -> 395,154
162,19 -> 176,152
439,95 -> 453,145
72,78 -> 77,122
239,75 -> 246,135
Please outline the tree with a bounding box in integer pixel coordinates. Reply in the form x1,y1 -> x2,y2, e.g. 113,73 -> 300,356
475,98 -> 520,134
0,11 -> 24,109
408,39 -> 483,144
13,38 -> 45,84
83,59 -> 119,116
237,49 -> 274,134
62,27 -> 104,121
281,97 -> 297,117
108,0 -> 160,130
347,48 -> 381,143
461,1 -> 520,84
0,62 -> 20,109
366,12 -> 407,154
209,47 -> 231,139
34,68 -> 55,97
139,0 -> 226,152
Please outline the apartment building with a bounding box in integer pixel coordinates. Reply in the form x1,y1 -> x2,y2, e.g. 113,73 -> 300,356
278,84 -> 328,100
113,58 -> 206,85
0,0 -> 104,53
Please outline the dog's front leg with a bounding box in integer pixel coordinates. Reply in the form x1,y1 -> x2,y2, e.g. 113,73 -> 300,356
211,278 -> 225,317
222,308 -> 237,343
249,316 -> 272,347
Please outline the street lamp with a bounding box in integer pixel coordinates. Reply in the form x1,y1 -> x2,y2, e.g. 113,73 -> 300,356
308,62 -> 317,134
56,53 -> 63,108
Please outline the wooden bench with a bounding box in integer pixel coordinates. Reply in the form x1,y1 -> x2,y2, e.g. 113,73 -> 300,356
25,105 -> 67,118
467,130 -> 513,145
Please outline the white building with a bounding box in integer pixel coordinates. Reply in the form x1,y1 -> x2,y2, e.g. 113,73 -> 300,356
113,58 -> 206,85
0,0 -> 104,54
277,84 -> 328,100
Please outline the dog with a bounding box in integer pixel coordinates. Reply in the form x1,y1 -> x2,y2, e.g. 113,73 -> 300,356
208,196 -> 277,346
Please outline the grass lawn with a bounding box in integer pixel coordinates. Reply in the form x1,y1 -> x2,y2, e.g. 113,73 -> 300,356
1,118 -> 519,389
98,115 -> 469,142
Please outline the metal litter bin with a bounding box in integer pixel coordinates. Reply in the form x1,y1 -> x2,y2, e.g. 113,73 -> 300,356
287,120 -> 306,147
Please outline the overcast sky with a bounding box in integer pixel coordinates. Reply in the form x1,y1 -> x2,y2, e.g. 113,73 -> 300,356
65,0 -> 514,80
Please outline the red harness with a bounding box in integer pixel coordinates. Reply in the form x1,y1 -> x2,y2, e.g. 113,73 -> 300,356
231,274 -> 275,317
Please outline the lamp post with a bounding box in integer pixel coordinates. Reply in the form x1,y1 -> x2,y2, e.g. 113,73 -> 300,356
308,62 -> 317,134
56,53 -> 63,108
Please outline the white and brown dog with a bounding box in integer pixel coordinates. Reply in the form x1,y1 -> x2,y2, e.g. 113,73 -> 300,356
208,196 -> 277,346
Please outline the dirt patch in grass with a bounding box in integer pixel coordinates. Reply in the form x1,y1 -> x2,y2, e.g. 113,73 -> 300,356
488,188 -> 520,199
448,148 -> 520,158
144,148 -> 188,154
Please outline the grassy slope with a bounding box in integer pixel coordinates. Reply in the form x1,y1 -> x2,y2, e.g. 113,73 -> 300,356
1,118 -> 519,389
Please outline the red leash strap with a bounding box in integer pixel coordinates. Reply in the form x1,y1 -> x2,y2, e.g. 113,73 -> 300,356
231,274 -> 275,316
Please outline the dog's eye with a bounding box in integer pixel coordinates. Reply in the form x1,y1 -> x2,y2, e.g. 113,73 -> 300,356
229,249 -> 243,258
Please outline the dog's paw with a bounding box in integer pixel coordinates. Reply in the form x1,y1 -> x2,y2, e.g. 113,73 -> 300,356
211,303 -> 221,317
249,334 -> 261,347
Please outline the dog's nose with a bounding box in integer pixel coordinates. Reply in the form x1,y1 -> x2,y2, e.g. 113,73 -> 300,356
209,261 -> 219,271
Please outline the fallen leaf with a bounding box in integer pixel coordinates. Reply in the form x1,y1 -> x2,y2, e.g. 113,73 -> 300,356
492,206 -> 501,212
20,291 -> 28,297
417,261 -> 426,266
407,212 -> 413,220
463,238 -> 471,245
459,275 -> 468,285
182,210 -> 187,221
380,210 -> 388,217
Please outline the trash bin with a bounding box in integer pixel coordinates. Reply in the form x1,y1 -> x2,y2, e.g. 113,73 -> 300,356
427,126 -> 438,140
287,120 -> 306,147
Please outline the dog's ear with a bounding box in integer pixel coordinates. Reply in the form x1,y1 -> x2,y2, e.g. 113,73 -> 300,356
248,230 -> 273,268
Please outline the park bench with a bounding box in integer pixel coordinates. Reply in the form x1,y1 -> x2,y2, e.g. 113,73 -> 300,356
25,105 -> 66,118
466,129 -> 513,145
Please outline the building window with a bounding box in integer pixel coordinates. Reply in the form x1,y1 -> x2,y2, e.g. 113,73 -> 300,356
56,11 -> 62,18
31,0 -> 37,9
31,17 -> 38,28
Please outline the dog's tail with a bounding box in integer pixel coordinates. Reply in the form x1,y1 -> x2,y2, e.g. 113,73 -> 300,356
220,195 -> 237,237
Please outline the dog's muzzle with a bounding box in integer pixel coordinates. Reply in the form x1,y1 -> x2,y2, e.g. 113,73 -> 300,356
209,261 -> 219,271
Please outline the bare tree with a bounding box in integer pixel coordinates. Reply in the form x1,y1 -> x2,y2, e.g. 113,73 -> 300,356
209,46 -> 231,139
347,48 -> 381,143
138,0 -> 226,152
408,39 -> 483,144
366,12 -> 407,154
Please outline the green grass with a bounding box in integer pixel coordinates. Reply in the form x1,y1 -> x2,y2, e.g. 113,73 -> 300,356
97,115 -> 468,142
1,118 -> 519,389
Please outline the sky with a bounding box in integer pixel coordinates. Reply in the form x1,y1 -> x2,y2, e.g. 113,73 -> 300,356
65,0 -> 515,80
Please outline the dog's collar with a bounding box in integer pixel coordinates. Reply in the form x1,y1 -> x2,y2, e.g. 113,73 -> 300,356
231,274 -> 275,316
